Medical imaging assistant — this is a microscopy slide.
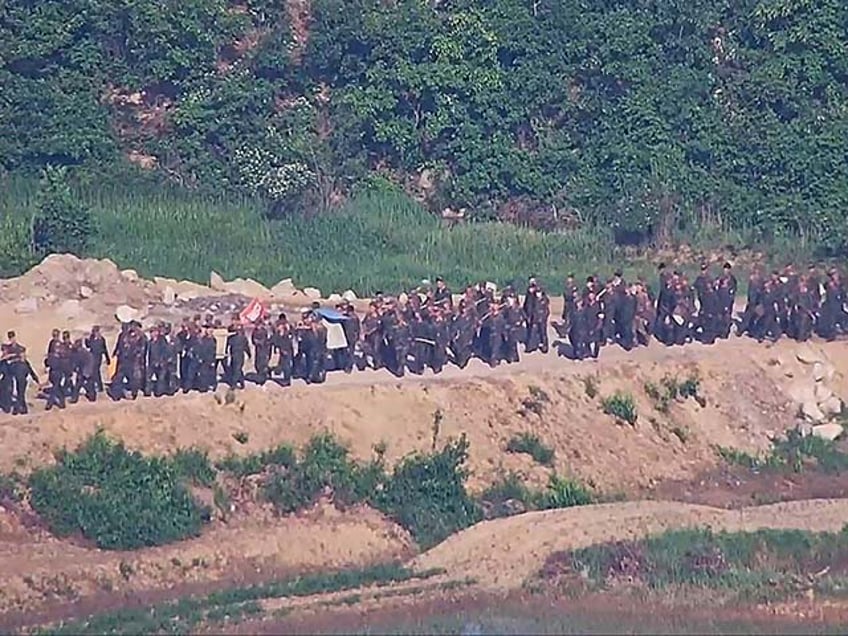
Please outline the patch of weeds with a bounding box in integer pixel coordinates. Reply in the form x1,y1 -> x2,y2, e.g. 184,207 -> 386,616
582,375 -> 599,399
602,392 -> 638,426
169,448 -> 216,487
375,434 -> 482,549
557,526 -> 848,600
520,385 -> 550,417
719,429 -> 848,474
28,430 -> 211,550
645,373 -> 705,413
232,431 -> 249,444
213,484 -> 231,517
43,563 -> 439,636
0,471 -> 22,502
215,443 -> 296,478
505,432 -> 556,466
533,474 -> 594,510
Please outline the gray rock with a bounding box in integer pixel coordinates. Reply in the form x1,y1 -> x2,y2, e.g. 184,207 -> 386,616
796,344 -> 822,365
210,271 -> 226,291
812,362 -> 826,382
303,287 -> 322,300
812,423 -> 844,442
814,384 -> 834,403
14,297 -> 38,314
820,396 -> 843,417
162,286 -> 177,306
342,290 -> 358,302
795,420 -> 814,438
222,277 -> 270,298
79,285 -> 94,299
327,292 -> 343,304
121,268 -> 139,282
801,400 -> 826,423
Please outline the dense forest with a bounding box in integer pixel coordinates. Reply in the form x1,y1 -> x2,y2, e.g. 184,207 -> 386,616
1,0 -> 847,287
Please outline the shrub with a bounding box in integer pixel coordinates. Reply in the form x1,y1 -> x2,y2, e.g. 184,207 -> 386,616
478,471 -> 535,519
375,434 -> 482,549
602,392 -> 638,426
215,444 -> 297,478
505,432 -> 556,466
32,166 -> 94,256
29,431 -> 210,550
583,375 -> 599,399
169,448 -> 216,487
533,474 -> 594,510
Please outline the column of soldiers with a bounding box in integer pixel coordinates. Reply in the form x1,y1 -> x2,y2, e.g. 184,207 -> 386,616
1,264 -> 847,415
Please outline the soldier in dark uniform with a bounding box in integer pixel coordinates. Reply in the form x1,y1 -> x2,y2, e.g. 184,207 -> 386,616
251,319 -> 272,385
693,263 -> 713,309
84,326 -> 110,393
388,309 -> 411,377
333,304 -> 359,374
161,323 -> 179,395
360,303 -> 383,371
46,328 -> 61,361
533,286 -> 551,354
144,326 -> 168,397
226,324 -> 250,389
434,277 -> 452,311
617,285 -> 638,351
739,268 -> 764,337
562,274 -> 578,327
502,295 -> 524,364
3,332 -> 38,414
792,279 -> 815,342
430,308 -> 450,373
569,297 -> 590,360
46,332 -> 72,410
522,278 -> 539,351
818,272 -> 842,341
175,321 -> 196,392
272,314 -> 294,386
70,338 -> 97,402
195,326 -> 218,392
451,302 -> 476,369
584,291 -> 603,359
309,315 -> 328,384
408,311 -> 430,375
482,302 -> 506,367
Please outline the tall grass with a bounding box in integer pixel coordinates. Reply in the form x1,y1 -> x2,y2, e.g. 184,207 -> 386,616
0,172 -> 814,295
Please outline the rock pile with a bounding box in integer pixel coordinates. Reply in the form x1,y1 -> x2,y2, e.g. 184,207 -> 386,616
789,343 -> 845,441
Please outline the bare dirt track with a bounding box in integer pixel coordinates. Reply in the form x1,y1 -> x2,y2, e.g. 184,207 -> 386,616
2,255 -> 848,630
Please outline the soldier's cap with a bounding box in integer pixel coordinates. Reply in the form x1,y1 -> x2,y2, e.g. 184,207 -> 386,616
6,331 -> 14,339
614,269 -> 623,277
723,262 -> 733,269
567,273 -> 575,279
435,276 -> 444,283
658,262 -> 666,270
700,263 -> 708,271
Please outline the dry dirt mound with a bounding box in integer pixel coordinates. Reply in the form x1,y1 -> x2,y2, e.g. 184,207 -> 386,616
411,498 -> 848,592
0,501 -> 413,620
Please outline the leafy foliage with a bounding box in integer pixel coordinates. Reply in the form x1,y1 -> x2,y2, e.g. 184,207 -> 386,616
2,0 -> 848,248
602,392 -> 638,426
32,166 -> 94,256
505,432 -> 556,466
29,431 -> 211,549
718,428 -> 848,474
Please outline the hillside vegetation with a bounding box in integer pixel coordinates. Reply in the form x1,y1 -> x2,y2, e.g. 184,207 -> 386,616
1,0 -> 847,285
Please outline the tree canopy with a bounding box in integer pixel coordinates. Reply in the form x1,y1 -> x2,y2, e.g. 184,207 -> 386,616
1,0 -> 846,244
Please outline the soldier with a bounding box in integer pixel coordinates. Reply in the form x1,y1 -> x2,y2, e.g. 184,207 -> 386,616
195,326 -> 218,392
522,277 -> 539,349
360,302 -> 383,371
502,295 -> 524,364
532,286 -> 551,354
569,297 -> 590,360
251,319 -> 272,385
145,326 -> 169,397
226,324 -> 250,389
46,328 -> 61,361
617,286 -> 638,351
175,321 -> 195,392
340,303 -> 360,373
85,326 -> 110,393
272,314 -> 294,386
309,314 -> 328,384
3,332 -> 37,415
792,279 -> 815,342
408,311 -> 430,375
738,268 -> 764,337
634,283 -> 655,346
70,338 -> 97,403
430,308 -> 450,373
481,302 -> 506,367
818,271 -> 843,341
46,332 -> 72,410
450,301 -> 476,369
584,291 -> 603,359
162,323 -> 179,395
433,277 -> 453,311
562,274 -> 578,325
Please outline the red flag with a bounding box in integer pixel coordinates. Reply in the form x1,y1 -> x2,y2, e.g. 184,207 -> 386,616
239,298 -> 267,324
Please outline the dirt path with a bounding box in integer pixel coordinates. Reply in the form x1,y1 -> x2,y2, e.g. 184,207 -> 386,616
411,498 -> 848,592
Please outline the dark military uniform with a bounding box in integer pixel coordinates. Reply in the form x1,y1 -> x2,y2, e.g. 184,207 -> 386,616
84,331 -> 110,393
272,321 -> 294,385
226,328 -> 250,389
251,323 -> 272,385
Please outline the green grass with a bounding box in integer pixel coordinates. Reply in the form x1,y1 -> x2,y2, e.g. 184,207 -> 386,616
718,429 -> 848,474
601,392 -> 638,426
506,433 -> 556,466
557,526 -> 848,600
479,471 -> 594,519
39,562 -> 443,635
2,172 -> 803,297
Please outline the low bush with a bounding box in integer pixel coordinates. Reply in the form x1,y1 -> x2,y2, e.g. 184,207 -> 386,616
29,431 -> 211,550
602,392 -> 638,426
375,434 -> 482,549
534,474 -> 594,510
505,433 -> 556,466
215,444 -> 296,478
719,428 -> 848,474
479,471 -> 594,520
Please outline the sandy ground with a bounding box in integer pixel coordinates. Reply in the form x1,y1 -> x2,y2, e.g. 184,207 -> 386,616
411,498 -> 848,592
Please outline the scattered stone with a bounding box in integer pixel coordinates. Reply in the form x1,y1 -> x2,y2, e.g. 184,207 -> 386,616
79,285 -> 94,299
270,278 -> 297,296
812,362 -> 826,382
342,290 -> 358,302
795,420 -> 814,438
327,293 -> 343,304
801,401 -> 826,423
14,297 -> 38,314
796,344 -> 822,365
162,286 -> 177,306
820,396 -> 843,418
812,423 -> 844,442
121,269 -> 139,282
210,271 -> 226,291
115,304 -> 142,324
222,277 -> 270,298
814,384 -> 834,403
303,287 -> 322,300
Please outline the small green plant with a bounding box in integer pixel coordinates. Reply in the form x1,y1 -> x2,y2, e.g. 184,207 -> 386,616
215,444 -> 296,478
718,429 -> 848,474
32,165 -> 94,256
169,448 -> 216,487
478,471 -> 535,519
505,432 -> 556,466
0,472 -> 22,502
602,392 -> 638,426
582,375 -> 599,399
28,431 -> 211,550
671,425 -> 690,444
645,373 -> 704,413
232,431 -> 249,444
533,473 -> 594,510
520,386 -> 550,417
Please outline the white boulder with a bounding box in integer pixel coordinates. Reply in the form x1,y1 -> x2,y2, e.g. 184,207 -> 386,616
121,269 -> 139,282
222,277 -> 270,298
303,287 -> 322,300
210,271 -> 226,291
162,286 -> 177,306
812,423 -> 844,442
342,290 -> 358,302
79,285 -> 94,299
801,400 -> 826,423
820,396 -> 843,418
